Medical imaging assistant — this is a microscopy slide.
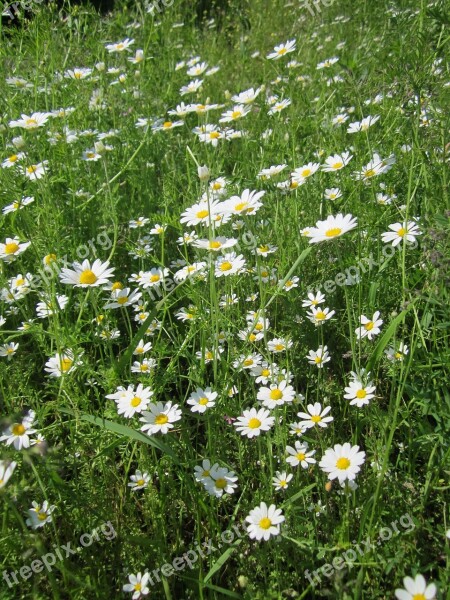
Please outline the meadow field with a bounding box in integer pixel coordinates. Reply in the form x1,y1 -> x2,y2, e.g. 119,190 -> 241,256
0,0 -> 449,598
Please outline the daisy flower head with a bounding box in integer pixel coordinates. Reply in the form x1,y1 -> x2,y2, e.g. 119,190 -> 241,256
381,221 -> 421,247
344,377 -> 376,407
187,387 -> 217,413
140,401 -> 182,435
0,460 -> 17,489
214,252 -> 246,277
219,104 -> 251,123
233,407 -> 275,438
257,380 -> 295,409
59,259 -> 115,287
123,572 -> 150,599
395,574 -> 436,600
105,38 -> 134,53
8,112 -> 51,130
385,342 -> 409,361
128,470 -> 151,492
222,188 -> 265,216
0,237 -> 31,262
117,384 -> 154,418
306,306 -> 336,325
44,350 -> 82,377
267,39 -> 296,60
355,311 -> 383,340
246,502 -> 285,541
297,403 -> 333,429
307,345 -> 331,368
26,500 -> 56,529
0,413 -> 37,450
267,337 -> 292,353
205,465 -> 238,497
23,161 -> 48,180
272,471 -> 293,491
291,162 -> 320,182
231,87 -> 262,104
319,442 -> 365,483
324,188 -> 342,200
321,152 -> 353,172
194,459 -> 218,484
0,342 -> 19,360
286,441 -> 316,468
302,290 -> 325,308
308,213 -> 357,244
180,198 -> 221,227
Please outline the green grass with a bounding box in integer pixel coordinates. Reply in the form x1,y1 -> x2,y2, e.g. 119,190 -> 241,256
0,0 -> 449,598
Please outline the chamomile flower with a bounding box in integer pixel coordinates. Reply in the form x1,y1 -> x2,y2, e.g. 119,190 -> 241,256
105,38 -> 134,53
291,162 -> 320,182
60,259 -> 115,287
233,408 -> 275,438
306,306 -> 336,325
257,380 -> 295,409
219,104 -> 251,123
231,87 -> 262,104
133,340 -> 153,355
347,115 -> 380,133
268,99 -> 291,115
0,342 -> 19,360
193,236 -> 237,252
0,237 -> 31,262
117,385 -> 154,418
324,188 -> 342,200
123,572 -> 150,599
0,460 -> 17,489
1,414 -> 37,450
214,253 -> 246,277
131,358 -> 157,374
194,459 -> 218,484
2,152 -> 25,169
272,471 -> 293,491
140,402 -> 182,435
128,470 -> 151,491
286,441 -> 316,468
319,443 -> 365,483
9,112 -> 51,129
283,276 -> 299,291
187,387 -> 217,413
23,161 -> 48,180
104,288 -> 142,309
355,311 -> 383,340
297,403 -> 333,429
2,195 -> 34,214
302,291 -> 325,307
308,213 -> 358,243
307,346 -> 331,368
246,502 -> 284,541
267,39 -> 296,60
44,350 -> 82,377
385,342 -> 409,361
180,199 -> 222,226
381,221 -> 421,247
394,574 -> 436,600
26,500 -> 56,529
222,189 -> 265,216
321,151 -> 353,172
205,465 -> 238,497
344,378 -> 376,407
267,338 -> 292,353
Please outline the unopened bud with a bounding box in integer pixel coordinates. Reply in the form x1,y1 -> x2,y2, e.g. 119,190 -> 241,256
198,165 -> 210,181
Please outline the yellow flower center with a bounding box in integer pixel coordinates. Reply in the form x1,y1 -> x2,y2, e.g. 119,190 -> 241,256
259,517 -> 272,529
356,389 -> 367,399
333,162 -> 343,169
155,414 -> 168,425
279,480 -> 287,487
249,333 -> 257,342
134,583 -> 142,591
215,478 -> 227,489
37,512 -> 47,521
140,364 -> 149,372
79,270 -> 98,285
117,296 -> 128,305
234,202 -> 248,212
277,47 -> 287,55
210,131 -> 220,139
311,415 -> 322,423
150,274 -> 160,283
248,418 -> 261,429
364,168 -> 376,178
325,227 -> 342,238
209,241 -> 222,249
315,311 -> 326,320
397,227 -> 406,237
60,358 -> 73,372
412,595 -> 425,600
9,154 -> 18,162
136,479 -> 145,486
364,321 -> 374,331
314,356 -> 322,364
198,397 -> 209,406
274,344 -> 284,351
336,457 -> 351,470
220,261 -> 233,272
290,181 -> 299,189
44,254 -> 57,264
116,43 -> 124,50
163,121 -> 173,128
5,242 -> 19,254
269,389 -> 283,401
26,118 -> 38,126
231,110 -> 242,119
12,424 -> 26,436
131,397 -> 142,407
296,452 -> 306,461
212,182 -> 222,190
196,209 -> 209,219
301,168 -> 311,177
111,281 -> 123,290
